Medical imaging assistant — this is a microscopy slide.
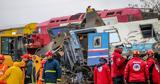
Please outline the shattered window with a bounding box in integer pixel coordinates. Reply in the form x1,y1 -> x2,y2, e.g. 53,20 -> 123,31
140,24 -> 156,38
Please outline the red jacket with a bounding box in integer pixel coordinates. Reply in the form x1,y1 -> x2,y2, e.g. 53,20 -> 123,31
94,63 -> 112,84
147,58 -> 160,84
147,58 -> 155,71
152,62 -> 160,84
124,57 -> 149,82
111,49 -> 126,78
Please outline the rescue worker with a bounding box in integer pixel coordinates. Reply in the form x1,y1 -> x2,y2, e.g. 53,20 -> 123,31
146,50 -> 156,84
86,6 -> 93,13
124,50 -> 149,84
154,52 -> 160,84
0,54 -> 8,84
111,47 -> 127,84
0,62 -> 23,84
42,50 -> 62,84
94,57 -> 112,84
21,54 -> 35,84
148,51 -> 160,84
37,59 -> 46,84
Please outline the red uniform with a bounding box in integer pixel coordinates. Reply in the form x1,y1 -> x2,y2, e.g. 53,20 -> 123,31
111,49 -> 126,78
147,58 -> 155,71
124,57 -> 149,83
152,62 -> 160,84
147,58 -> 160,84
94,63 -> 112,84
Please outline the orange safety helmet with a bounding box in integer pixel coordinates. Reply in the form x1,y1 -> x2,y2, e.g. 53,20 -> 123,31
21,54 -> 30,59
146,50 -> 154,55
133,50 -> 140,56
0,54 -> 5,60
45,50 -> 54,57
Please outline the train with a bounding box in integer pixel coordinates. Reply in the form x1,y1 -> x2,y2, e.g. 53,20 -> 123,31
30,7 -> 159,51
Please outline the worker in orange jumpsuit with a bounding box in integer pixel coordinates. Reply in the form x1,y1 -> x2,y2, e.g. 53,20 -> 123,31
0,54 -> 8,84
94,57 -> 112,84
37,59 -> 46,84
111,47 -> 127,84
124,50 -> 149,84
0,62 -> 23,84
146,50 -> 157,84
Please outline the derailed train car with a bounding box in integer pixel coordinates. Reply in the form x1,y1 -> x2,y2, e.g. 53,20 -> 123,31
47,18 -> 160,83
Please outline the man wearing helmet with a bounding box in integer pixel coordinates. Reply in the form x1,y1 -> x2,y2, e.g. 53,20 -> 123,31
21,54 -> 34,84
0,54 -> 8,84
147,50 -> 160,84
94,57 -> 112,84
111,47 -> 127,84
154,52 -> 160,84
124,50 -> 149,84
42,50 -> 62,84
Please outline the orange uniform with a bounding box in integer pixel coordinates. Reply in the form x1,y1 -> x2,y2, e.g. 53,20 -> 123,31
37,59 -> 46,84
37,68 -> 43,84
0,54 -> 8,84
0,64 -> 8,84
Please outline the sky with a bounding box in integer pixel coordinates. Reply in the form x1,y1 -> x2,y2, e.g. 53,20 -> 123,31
0,0 -> 140,29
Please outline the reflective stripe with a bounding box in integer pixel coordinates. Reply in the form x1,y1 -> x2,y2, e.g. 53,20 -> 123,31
45,70 -> 56,73
57,78 -> 61,81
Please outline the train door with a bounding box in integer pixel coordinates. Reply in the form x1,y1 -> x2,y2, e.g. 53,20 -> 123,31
87,32 -> 109,66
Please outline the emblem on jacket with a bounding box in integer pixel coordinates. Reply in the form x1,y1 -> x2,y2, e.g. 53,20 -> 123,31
98,66 -> 103,72
133,63 -> 141,71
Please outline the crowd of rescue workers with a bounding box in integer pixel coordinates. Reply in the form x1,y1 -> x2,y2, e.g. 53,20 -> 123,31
0,47 -> 159,84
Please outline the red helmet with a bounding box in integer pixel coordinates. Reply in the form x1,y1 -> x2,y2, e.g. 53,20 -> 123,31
146,50 -> 154,55
133,50 -> 140,56
21,54 -> 30,59
45,50 -> 54,57
0,54 -> 5,60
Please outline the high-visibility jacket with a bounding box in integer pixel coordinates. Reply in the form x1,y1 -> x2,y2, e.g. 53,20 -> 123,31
0,64 -> 8,84
37,68 -> 43,84
124,57 -> 149,82
111,49 -> 126,78
0,63 -> 23,84
94,63 -> 112,84
42,59 -> 62,83
19,60 -> 26,84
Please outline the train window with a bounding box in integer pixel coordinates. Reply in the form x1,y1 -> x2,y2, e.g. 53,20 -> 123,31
128,15 -> 135,21
107,12 -> 115,16
1,37 -> 10,54
140,24 -> 156,38
50,20 -> 55,23
69,14 -> 81,20
56,20 -> 59,22
93,36 -> 102,48
116,11 -> 122,15
104,29 -> 121,43
60,19 -> 67,22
